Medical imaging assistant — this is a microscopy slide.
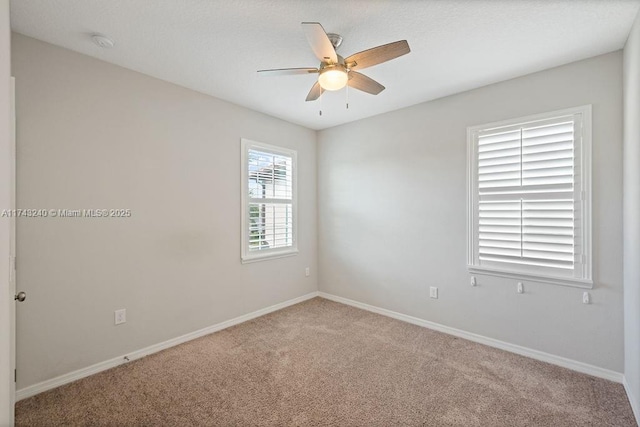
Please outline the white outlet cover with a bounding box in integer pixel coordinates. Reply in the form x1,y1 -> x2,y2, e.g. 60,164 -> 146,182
429,287 -> 438,299
114,309 -> 126,325
517,282 -> 524,294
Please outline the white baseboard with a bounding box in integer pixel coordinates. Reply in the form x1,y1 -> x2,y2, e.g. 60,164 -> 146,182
624,377 -> 640,425
318,292 -> 623,384
16,291 -> 320,401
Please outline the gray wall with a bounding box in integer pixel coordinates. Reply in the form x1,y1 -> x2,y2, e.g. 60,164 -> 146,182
318,52 -> 624,372
0,0 -> 12,423
624,9 -> 640,420
11,34 -> 317,389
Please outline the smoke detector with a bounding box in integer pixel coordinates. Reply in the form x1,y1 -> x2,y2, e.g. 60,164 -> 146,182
91,34 -> 114,49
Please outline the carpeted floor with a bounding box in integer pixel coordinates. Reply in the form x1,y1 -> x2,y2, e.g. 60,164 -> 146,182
16,297 -> 637,426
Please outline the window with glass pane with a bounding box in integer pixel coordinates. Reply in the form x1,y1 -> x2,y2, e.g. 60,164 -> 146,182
467,106 -> 592,287
241,139 -> 297,262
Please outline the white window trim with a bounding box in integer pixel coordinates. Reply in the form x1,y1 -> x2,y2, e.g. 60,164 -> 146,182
466,105 -> 593,289
241,138 -> 298,263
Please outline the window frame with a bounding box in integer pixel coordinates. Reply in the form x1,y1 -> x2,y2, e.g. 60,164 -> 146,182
466,105 -> 593,288
241,138 -> 298,263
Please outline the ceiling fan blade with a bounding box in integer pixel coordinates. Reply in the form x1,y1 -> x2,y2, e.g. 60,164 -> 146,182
257,67 -> 318,76
348,71 -> 385,95
305,81 -> 324,101
345,40 -> 410,70
302,22 -> 338,64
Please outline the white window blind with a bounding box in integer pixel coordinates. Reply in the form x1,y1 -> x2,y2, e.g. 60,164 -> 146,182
468,106 -> 592,287
241,139 -> 297,262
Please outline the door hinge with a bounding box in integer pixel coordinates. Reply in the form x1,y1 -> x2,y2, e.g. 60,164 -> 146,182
14,369 -> 16,383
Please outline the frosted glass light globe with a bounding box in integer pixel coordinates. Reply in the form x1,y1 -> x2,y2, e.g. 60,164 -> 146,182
318,68 -> 348,91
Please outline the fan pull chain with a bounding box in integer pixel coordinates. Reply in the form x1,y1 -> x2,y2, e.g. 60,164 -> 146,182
319,93 -> 323,116
346,83 -> 349,109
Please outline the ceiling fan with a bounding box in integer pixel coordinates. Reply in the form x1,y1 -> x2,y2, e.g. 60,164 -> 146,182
258,22 -> 410,102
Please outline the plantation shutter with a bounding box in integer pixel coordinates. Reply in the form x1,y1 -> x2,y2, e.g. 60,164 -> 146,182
247,149 -> 294,252
476,115 -> 581,271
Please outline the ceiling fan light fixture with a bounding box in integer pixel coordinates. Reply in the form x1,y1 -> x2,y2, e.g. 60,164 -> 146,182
318,67 -> 348,91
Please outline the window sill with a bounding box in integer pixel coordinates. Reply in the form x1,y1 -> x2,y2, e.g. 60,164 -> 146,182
467,266 -> 593,289
241,249 -> 298,264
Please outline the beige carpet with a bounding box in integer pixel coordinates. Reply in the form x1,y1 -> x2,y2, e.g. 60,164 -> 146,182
16,297 -> 636,426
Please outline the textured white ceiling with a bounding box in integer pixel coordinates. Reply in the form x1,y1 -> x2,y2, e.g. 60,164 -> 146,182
10,0 -> 640,130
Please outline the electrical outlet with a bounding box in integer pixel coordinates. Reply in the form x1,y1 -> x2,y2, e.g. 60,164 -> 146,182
517,282 -> 524,294
429,286 -> 438,299
470,276 -> 477,287
305,267 -> 310,277
114,309 -> 126,325
583,292 -> 590,304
